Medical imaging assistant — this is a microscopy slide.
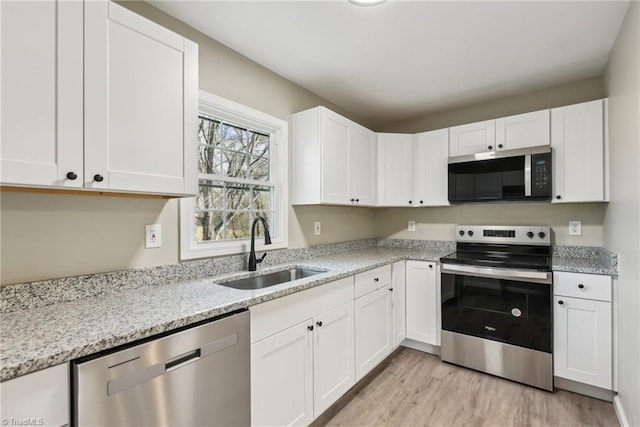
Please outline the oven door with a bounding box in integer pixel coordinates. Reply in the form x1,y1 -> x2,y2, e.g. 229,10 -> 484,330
441,264 -> 552,353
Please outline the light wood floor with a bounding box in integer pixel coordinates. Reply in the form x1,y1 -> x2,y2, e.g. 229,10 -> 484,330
312,347 -> 618,427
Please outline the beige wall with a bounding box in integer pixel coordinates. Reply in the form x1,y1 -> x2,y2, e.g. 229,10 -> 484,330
603,1 -> 640,424
0,2 -> 378,285
375,203 -> 606,246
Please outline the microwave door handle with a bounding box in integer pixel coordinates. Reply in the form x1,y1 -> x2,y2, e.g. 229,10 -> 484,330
524,153 -> 532,197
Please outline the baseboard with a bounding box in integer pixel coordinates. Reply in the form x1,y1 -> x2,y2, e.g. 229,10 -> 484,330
553,377 -> 614,402
613,395 -> 630,427
400,338 -> 441,356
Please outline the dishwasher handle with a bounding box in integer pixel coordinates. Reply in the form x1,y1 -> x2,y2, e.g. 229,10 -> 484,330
165,349 -> 201,372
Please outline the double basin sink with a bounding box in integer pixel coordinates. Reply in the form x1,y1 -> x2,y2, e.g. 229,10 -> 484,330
217,267 -> 325,290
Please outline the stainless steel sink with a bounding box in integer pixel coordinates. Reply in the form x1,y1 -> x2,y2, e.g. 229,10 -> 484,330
217,268 -> 325,290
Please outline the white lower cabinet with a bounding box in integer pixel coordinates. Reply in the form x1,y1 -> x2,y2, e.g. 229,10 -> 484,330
354,286 -> 392,381
553,272 -> 613,390
251,321 -> 314,427
250,277 -> 355,426
405,260 -> 440,346
0,363 -> 68,427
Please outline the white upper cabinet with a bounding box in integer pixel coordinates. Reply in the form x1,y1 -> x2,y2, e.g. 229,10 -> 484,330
1,0 -> 198,196
377,129 -> 449,207
495,110 -> 550,151
449,120 -> 495,156
551,99 -> 607,203
449,110 -> 550,157
414,129 -> 450,206
1,0 -> 83,188
293,106 -> 376,206
377,133 -> 414,206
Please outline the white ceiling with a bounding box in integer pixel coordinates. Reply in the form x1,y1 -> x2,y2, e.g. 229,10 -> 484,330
149,0 -> 630,127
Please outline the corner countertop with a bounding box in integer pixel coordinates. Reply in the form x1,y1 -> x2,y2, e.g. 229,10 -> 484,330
0,246 -> 448,382
0,243 -> 617,382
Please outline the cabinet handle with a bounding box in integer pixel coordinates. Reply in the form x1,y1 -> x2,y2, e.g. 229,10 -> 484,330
429,264 -> 433,269
556,195 -> 562,200
419,200 -> 424,204
316,321 -> 323,327
355,198 -> 360,203
488,145 -> 493,150
307,325 -> 314,331
558,300 -> 564,305
374,277 -> 379,282
409,200 -> 413,204
578,284 -> 585,289
388,287 -> 393,292
350,198 -> 355,203
66,172 -> 78,180
93,174 -> 104,182
498,144 -> 504,149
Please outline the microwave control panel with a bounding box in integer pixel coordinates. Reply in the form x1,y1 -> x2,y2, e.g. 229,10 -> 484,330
532,152 -> 552,197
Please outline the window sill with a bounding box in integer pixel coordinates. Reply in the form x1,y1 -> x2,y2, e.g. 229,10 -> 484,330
180,238 -> 288,261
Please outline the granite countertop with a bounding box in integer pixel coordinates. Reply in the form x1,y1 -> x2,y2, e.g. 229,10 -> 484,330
0,241 -> 617,382
0,246 -> 449,382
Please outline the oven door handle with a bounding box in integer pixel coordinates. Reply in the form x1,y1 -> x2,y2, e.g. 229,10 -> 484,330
441,264 -> 552,284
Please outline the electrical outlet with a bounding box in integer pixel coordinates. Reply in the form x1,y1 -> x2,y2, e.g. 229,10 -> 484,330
408,221 -> 416,232
145,224 -> 162,248
314,221 -> 321,236
569,221 -> 582,236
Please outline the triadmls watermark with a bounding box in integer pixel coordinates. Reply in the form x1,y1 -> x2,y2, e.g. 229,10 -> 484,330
1,418 -> 44,426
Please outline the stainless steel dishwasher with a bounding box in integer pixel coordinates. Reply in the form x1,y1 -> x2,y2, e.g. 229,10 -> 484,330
72,310 -> 250,426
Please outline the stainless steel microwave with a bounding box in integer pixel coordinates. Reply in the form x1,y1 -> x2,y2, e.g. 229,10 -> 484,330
448,146 -> 552,203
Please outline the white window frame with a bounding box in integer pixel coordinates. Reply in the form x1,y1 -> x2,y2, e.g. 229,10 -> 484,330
180,90 -> 288,260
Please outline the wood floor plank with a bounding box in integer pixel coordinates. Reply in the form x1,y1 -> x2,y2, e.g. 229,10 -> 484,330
311,347 -> 619,427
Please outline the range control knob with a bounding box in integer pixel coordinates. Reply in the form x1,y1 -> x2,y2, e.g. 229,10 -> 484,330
527,231 -> 534,239
468,230 -> 474,237
538,232 -> 546,239
459,230 -> 465,236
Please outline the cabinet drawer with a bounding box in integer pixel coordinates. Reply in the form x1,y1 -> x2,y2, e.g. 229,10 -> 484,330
553,272 -> 612,302
250,276 -> 354,343
354,265 -> 391,298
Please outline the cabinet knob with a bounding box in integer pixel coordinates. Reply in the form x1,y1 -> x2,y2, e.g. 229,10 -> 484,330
498,144 -> 504,149
578,284 -> 585,289
429,264 -> 433,269
556,195 -> 562,200
355,198 -> 360,203
388,287 -> 393,292
374,277 -> 379,282
419,200 -> 424,204
350,198 -> 355,202
316,321 -> 323,327
409,200 -> 413,204
558,300 -> 564,305
66,172 -> 78,180
488,145 -> 493,150
307,325 -> 314,331
93,174 -> 104,182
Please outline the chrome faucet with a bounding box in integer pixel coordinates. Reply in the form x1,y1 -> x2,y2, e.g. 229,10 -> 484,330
248,216 -> 272,271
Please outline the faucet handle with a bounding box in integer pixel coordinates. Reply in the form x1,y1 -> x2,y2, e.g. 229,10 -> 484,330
257,253 -> 267,264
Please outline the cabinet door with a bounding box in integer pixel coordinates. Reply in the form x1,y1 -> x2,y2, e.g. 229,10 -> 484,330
449,120 -> 495,156
0,0 -> 83,188
554,296 -> 612,389
391,261 -> 406,348
414,129 -> 450,206
320,110 -> 351,204
495,110 -> 550,151
251,321 -> 314,427
377,133 -> 414,206
349,125 -> 377,206
0,363 -> 68,427
354,287 -> 392,381
313,302 -> 355,417
551,100 -> 604,203
406,261 -> 439,345
84,1 -> 197,195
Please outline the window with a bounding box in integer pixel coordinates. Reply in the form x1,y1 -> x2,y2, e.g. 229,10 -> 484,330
180,91 -> 288,259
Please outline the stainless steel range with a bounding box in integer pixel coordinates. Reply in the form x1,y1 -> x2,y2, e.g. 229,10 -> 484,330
440,225 -> 553,391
